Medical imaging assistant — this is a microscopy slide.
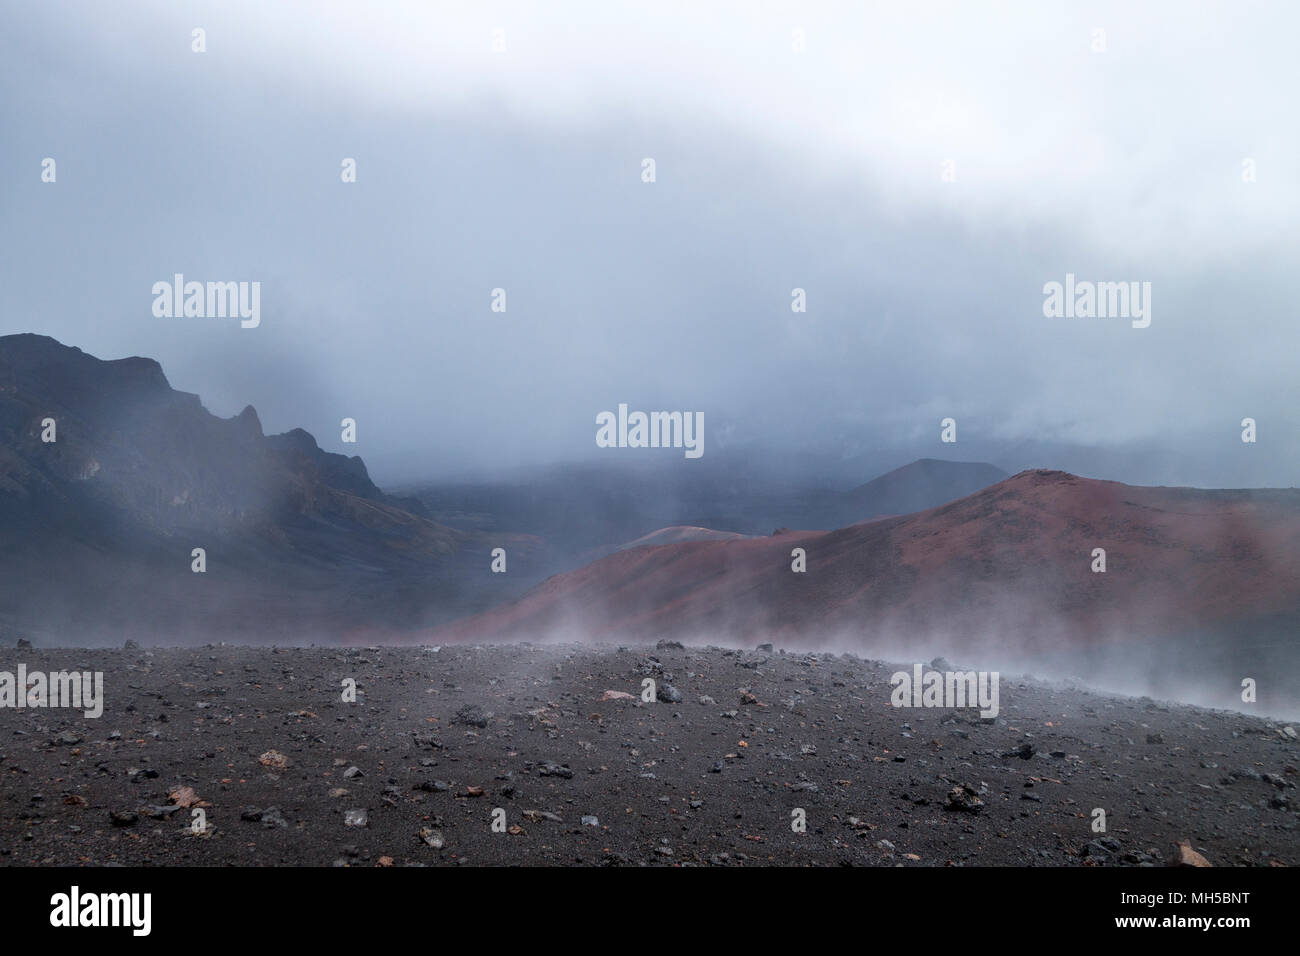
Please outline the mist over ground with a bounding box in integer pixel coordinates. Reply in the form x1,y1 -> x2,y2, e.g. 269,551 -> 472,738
1,3 -> 1296,731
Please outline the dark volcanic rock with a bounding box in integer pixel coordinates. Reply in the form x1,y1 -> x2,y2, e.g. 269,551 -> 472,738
944,784 -> 986,813
454,705 -> 489,728
0,643 -> 1293,867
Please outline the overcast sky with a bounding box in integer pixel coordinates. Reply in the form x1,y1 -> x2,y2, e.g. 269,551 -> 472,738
2,1 -> 1296,486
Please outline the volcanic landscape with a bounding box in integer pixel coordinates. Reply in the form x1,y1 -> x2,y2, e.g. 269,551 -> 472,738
1,642 -> 1296,867
2,336 -> 1298,867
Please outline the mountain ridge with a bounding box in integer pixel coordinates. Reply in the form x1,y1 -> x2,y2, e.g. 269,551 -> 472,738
0,334 -> 536,643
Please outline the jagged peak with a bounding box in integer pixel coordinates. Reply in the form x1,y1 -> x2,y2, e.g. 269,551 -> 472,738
234,404 -> 263,435
268,427 -> 323,454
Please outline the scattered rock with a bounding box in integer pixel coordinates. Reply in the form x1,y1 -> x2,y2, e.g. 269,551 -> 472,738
1082,837 -> 1121,861
241,807 -> 287,828
168,786 -> 206,808
140,805 -> 181,820
523,810 -> 563,823
944,784 -> 985,813
1170,841 -> 1212,867
258,750 -> 290,770
454,705 -> 489,728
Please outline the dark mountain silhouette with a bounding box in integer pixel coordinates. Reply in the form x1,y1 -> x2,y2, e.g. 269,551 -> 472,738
0,334 -> 537,644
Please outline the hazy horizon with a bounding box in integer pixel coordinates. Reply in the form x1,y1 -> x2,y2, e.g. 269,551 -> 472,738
3,1 -> 1297,488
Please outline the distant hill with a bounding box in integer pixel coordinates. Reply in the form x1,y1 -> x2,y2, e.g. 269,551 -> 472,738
0,334 -> 538,644
574,524 -> 754,565
614,526 -> 753,550
838,458 -> 1009,522
403,458 -> 1010,556
436,470 -> 1300,704
440,468 -> 1300,643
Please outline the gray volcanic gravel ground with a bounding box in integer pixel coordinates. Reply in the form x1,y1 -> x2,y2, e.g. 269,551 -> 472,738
1,643 -> 1296,866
